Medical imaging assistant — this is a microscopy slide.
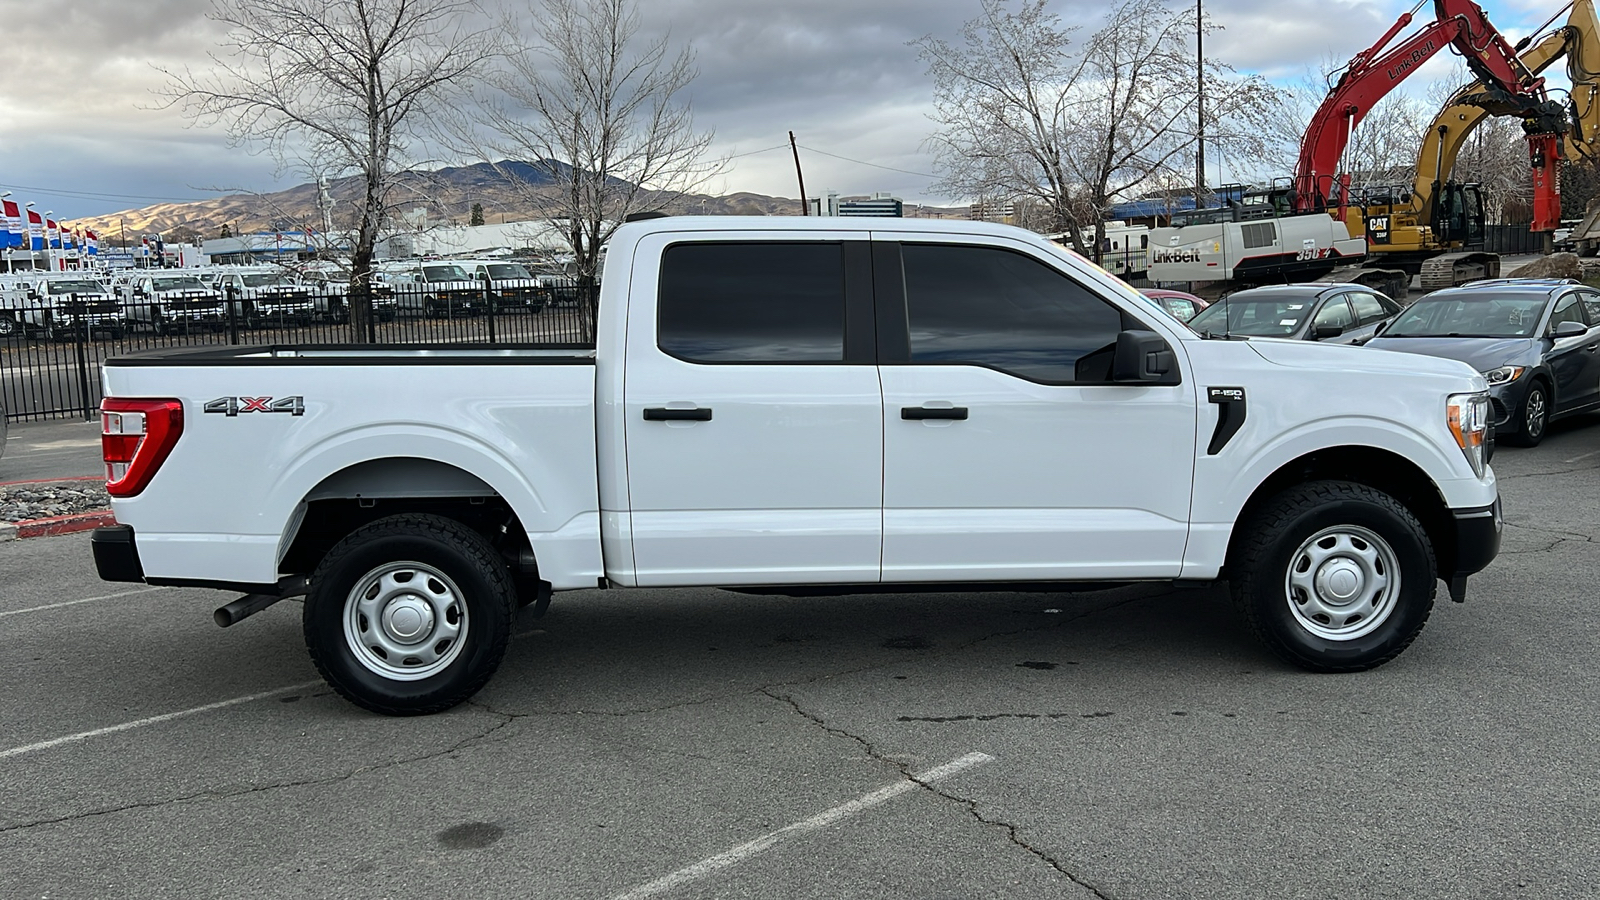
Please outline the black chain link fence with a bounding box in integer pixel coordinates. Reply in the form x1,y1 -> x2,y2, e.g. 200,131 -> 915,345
1,280 -> 598,422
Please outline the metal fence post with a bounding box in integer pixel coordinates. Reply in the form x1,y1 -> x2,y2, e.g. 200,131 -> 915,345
226,282 -> 240,345
71,293 -> 93,421
484,280 -> 497,344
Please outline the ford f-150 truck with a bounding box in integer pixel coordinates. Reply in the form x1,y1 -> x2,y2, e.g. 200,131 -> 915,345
91,217 -> 1502,715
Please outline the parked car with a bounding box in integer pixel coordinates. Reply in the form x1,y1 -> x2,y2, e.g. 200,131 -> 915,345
297,263 -> 398,323
207,267 -> 316,327
1366,278 -> 1600,446
120,273 -> 226,335
2,274 -> 126,340
1140,288 -> 1209,321
1185,283 -> 1402,344
456,259 -> 548,312
374,261 -> 482,318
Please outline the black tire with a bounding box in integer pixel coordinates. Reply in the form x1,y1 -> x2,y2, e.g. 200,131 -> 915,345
304,513 -> 515,715
1504,382 -> 1549,447
1228,480 -> 1435,672
0,314 -> 16,339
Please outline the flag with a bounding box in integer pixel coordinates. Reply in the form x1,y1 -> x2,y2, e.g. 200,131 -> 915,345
47,218 -> 60,249
86,229 -> 98,256
1,200 -> 21,249
27,209 -> 43,251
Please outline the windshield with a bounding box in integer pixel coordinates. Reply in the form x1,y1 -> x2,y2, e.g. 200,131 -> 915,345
1383,294 -> 1548,338
242,273 -> 293,287
151,277 -> 207,292
486,264 -> 532,279
422,265 -> 469,282
1187,296 -> 1313,337
46,280 -> 107,294
304,269 -> 349,282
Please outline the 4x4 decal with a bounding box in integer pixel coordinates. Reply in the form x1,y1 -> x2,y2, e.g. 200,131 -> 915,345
204,396 -> 305,417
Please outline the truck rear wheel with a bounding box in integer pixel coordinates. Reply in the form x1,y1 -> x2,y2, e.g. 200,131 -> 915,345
1229,481 -> 1435,672
304,513 -> 514,715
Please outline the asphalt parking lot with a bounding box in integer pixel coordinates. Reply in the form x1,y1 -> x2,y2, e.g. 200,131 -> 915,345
2,413 -> 1599,899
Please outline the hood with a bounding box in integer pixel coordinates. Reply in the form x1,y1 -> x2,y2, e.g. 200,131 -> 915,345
1364,336 -> 1539,373
1245,335 -> 1483,382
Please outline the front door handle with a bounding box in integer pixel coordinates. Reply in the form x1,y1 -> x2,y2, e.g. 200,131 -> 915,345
643,407 -> 712,421
901,406 -> 968,420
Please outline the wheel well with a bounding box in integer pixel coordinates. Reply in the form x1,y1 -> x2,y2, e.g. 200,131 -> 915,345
1228,446 -> 1457,579
279,458 -> 533,576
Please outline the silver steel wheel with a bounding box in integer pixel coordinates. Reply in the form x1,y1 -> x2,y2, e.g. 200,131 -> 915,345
1525,388 -> 1547,440
343,561 -> 468,681
1284,525 -> 1401,641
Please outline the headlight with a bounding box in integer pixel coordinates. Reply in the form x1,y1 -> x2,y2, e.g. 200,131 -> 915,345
1447,391 -> 1491,478
1482,365 -> 1525,386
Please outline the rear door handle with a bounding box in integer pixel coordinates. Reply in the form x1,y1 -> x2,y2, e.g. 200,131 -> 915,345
901,406 -> 968,420
643,407 -> 712,421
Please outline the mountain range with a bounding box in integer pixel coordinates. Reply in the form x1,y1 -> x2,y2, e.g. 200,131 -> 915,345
65,161 -> 951,242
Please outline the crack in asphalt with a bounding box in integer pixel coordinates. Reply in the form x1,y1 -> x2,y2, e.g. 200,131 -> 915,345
0,710 -> 516,836
761,688 -> 1114,900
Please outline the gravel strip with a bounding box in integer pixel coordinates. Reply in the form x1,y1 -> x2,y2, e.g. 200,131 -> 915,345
0,481 -> 111,524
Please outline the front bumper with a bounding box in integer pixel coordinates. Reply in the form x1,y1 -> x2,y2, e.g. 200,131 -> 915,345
1444,497 -> 1503,602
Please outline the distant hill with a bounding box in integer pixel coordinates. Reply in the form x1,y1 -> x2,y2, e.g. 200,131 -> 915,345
61,161 -> 926,241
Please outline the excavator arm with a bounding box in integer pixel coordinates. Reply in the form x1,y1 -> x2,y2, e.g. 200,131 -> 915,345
1294,0 -> 1560,227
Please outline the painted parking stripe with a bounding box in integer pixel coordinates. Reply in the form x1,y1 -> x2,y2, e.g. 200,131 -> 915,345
0,681 -> 324,761
610,751 -> 996,900
0,587 -> 162,619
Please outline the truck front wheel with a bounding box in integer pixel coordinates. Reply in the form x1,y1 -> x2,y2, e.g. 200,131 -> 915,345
1229,481 -> 1435,672
304,513 -> 515,715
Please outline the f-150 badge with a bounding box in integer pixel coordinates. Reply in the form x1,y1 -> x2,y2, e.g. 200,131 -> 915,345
204,396 -> 305,416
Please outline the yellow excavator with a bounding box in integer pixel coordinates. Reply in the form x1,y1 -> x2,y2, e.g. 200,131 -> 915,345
1352,0 -> 1600,290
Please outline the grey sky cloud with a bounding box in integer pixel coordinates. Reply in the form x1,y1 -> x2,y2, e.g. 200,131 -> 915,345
0,0 -> 1543,221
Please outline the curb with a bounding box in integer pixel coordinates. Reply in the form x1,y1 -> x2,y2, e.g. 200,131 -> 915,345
0,510 -> 116,542
0,475 -> 104,489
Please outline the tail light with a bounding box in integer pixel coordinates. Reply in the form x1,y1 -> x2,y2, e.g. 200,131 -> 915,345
102,398 -> 184,497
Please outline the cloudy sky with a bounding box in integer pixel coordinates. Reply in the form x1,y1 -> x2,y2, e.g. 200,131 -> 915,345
0,0 -> 1561,221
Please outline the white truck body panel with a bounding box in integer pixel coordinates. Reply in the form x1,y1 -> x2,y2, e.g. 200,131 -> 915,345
102,217 -> 1497,595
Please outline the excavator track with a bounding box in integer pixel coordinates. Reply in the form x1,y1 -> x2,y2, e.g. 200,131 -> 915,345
1319,266 -> 1412,299
1419,252 -> 1499,292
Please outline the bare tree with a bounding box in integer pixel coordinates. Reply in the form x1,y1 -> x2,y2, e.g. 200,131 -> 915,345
1258,59 -> 1430,189
161,0 -> 496,339
913,0 -> 1273,259
470,0 -> 720,326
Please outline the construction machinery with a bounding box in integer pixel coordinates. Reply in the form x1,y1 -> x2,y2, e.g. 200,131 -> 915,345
1355,0 -> 1600,289
1152,0 -> 1573,292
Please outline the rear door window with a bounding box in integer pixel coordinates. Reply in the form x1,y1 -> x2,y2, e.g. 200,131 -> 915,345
1349,291 -> 1391,325
658,242 -> 846,363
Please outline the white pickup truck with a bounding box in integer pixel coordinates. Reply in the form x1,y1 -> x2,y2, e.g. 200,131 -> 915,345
92,217 -> 1502,715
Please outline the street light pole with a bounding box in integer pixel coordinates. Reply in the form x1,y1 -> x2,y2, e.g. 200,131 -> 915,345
1196,0 -> 1206,207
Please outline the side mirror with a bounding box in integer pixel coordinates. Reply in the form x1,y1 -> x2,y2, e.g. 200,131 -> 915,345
1112,330 -> 1181,384
1552,320 -> 1587,338
1313,323 -> 1345,340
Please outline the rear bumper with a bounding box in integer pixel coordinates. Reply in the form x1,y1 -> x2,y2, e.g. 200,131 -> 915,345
1444,498 -> 1502,601
92,524 -> 145,583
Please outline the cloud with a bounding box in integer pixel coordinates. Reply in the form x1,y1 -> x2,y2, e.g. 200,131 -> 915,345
0,0 -> 1552,219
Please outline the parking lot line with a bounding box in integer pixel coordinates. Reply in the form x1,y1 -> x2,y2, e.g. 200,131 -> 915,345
0,680 -> 324,761
0,586 -> 162,619
609,751 -> 996,900
1567,449 -> 1600,464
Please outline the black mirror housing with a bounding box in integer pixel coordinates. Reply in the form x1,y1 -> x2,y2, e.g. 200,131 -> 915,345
1552,320 -> 1587,338
1113,330 -> 1181,384
1313,323 -> 1345,340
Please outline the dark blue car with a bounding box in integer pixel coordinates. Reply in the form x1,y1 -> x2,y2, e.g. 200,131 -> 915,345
1367,278 -> 1600,446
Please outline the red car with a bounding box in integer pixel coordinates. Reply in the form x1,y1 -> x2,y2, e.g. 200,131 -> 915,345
1140,288 -> 1209,322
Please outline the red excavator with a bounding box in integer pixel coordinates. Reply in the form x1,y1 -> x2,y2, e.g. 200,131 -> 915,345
1150,0 -> 1570,289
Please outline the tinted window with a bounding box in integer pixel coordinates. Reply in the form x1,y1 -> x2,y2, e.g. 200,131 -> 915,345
1349,291 -> 1390,325
658,242 -> 845,362
1581,290 -> 1600,324
1313,296 -> 1354,332
1189,293 -> 1317,337
1385,292 -> 1548,338
900,243 -> 1123,383
1551,292 -> 1590,329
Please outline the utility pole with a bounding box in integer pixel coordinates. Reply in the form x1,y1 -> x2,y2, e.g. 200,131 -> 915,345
1195,0 -> 1207,207
790,131 -> 809,215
